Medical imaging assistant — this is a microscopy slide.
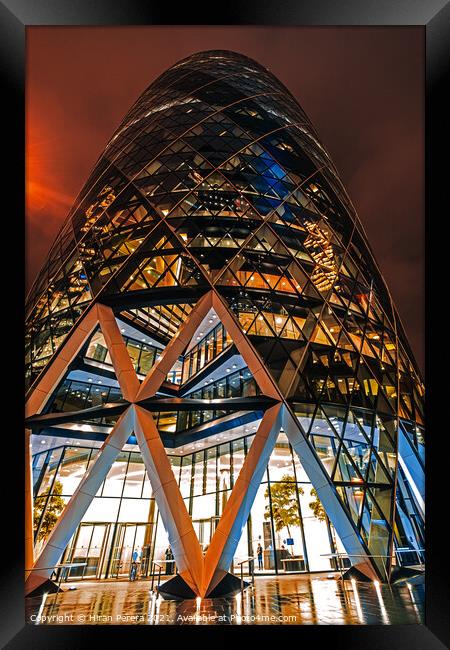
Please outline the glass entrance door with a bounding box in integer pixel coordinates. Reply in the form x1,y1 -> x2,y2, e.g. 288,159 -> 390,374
109,523 -> 153,579
65,523 -> 109,579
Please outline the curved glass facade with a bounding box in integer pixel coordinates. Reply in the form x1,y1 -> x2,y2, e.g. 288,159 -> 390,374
26,50 -> 425,591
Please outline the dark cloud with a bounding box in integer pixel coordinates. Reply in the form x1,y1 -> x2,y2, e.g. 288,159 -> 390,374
26,26 -> 424,372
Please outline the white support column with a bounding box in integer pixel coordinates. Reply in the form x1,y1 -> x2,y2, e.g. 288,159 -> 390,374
202,403 -> 283,596
281,405 -> 379,581
25,406 -> 134,595
133,405 -> 204,595
97,304 -> 140,402
211,289 -> 380,581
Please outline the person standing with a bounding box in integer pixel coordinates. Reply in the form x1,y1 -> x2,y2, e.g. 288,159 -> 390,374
257,543 -> 263,570
165,546 -> 174,575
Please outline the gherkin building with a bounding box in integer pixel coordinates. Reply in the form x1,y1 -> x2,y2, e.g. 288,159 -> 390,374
25,50 -> 425,598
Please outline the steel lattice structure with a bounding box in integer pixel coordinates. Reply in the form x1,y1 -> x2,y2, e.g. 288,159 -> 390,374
25,50 -> 425,597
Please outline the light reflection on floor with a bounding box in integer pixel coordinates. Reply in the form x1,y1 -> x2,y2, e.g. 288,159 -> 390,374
25,573 -> 424,626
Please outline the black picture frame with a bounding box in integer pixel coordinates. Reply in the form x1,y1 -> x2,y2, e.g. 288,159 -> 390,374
1,1 -> 448,647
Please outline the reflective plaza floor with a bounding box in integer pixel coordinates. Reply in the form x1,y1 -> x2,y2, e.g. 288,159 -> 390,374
25,573 -> 424,626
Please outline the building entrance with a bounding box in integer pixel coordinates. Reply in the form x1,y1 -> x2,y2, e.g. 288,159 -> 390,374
63,523 -> 110,579
108,523 -> 154,579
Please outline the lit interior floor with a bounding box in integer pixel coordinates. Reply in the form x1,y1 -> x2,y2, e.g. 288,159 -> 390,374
26,573 -> 424,625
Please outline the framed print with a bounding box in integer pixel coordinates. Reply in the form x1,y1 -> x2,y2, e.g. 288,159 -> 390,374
1,1 -> 449,647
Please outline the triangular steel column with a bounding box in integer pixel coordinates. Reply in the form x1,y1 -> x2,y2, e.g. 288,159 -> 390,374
26,290 -> 383,593
210,290 -> 381,581
25,406 -> 135,595
26,302 -> 141,594
134,405 -> 204,595
202,402 -> 283,595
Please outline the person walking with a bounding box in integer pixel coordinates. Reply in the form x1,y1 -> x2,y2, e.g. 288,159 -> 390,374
130,547 -> 139,581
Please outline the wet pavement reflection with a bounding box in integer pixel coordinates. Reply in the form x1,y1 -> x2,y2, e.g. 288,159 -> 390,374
26,573 -> 424,625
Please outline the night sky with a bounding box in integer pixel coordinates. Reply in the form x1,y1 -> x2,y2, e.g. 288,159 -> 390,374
26,26 -> 424,372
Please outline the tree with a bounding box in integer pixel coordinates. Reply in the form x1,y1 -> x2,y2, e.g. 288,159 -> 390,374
265,475 -> 303,543
308,487 -> 326,521
34,479 -> 66,542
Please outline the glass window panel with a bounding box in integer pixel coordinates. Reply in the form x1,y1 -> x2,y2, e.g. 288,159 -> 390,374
228,374 -> 241,397
118,498 -> 152,523
32,451 -> 47,489
205,448 -> 217,494
168,455 -> 181,484
298,485 -> 333,571
102,452 -> 128,497
84,497 -> 120,522
267,480 -> 306,573
311,435 -> 337,478
126,340 -> 141,371
56,447 -> 91,495
192,451 -> 205,496
139,347 -> 155,374
179,455 -> 193,498
191,493 -> 217,552
232,439 -> 245,484
122,452 -> 146,498
37,447 -> 63,496
268,432 -> 295,481
218,444 -> 231,491
215,327 -> 223,355
62,381 -> 91,411
249,482 -> 276,573
291,447 -> 311,482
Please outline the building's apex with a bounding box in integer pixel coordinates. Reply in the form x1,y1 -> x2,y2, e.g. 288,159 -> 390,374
170,49 -> 268,71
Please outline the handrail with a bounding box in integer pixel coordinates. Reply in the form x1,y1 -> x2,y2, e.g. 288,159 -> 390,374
26,562 -> 88,571
235,557 -> 255,593
26,562 -> 88,600
149,559 -> 176,591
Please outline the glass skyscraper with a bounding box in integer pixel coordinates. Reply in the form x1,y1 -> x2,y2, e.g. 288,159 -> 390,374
25,50 -> 424,598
